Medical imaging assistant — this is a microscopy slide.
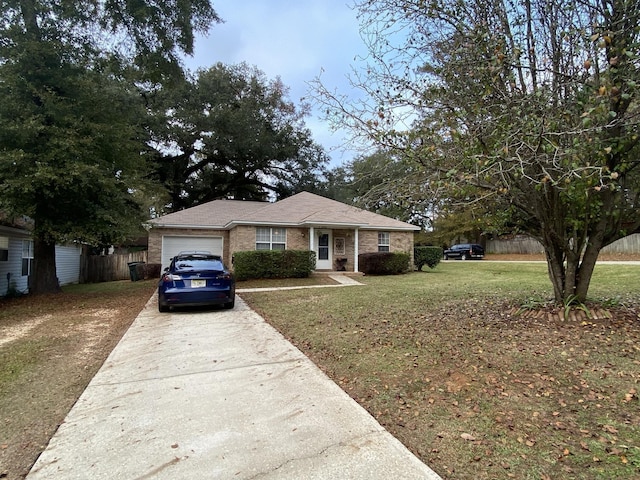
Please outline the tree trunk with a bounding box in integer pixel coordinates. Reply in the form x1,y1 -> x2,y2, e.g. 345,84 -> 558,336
575,247 -> 599,303
29,237 -> 61,295
542,233 -> 606,305
544,243 -> 565,303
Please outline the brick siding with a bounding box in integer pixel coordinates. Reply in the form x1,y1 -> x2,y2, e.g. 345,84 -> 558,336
149,226 -> 415,272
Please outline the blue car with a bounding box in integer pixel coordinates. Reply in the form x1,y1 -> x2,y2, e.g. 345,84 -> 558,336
158,252 -> 235,312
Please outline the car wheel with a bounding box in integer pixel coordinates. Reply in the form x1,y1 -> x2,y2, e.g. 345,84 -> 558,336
443,254 -> 449,260
224,298 -> 235,309
461,253 -> 468,260
158,295 -> 170,312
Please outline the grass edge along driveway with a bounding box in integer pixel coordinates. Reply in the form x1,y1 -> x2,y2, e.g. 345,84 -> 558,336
240,262 -> 640,480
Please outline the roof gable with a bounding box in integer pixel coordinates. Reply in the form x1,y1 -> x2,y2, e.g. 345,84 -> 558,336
149,199 -> 267,228
150,192 -> 419,231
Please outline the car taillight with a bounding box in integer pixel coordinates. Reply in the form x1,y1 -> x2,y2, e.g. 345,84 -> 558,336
216,272 -> 232,280
162,273 -> 182,282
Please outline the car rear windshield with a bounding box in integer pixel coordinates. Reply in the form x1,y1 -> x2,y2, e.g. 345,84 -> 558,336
174,258 -> 224,271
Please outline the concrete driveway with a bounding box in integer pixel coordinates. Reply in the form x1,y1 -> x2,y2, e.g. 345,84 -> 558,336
28,293 -> 441,479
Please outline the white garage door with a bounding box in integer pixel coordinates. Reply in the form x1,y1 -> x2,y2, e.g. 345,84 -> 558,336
162,236 -> 224,270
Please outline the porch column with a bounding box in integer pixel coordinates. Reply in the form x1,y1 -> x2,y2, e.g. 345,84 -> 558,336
354,228 -> 359,272
309,226 -> 315,251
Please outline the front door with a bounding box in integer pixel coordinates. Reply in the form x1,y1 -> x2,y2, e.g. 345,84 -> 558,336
316,231 -> 332,269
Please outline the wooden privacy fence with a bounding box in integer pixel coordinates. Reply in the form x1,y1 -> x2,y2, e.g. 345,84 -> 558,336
487,236 -> 545,254
487,233 -> 640,255
602,234 -> 640,254
80,251 -> 150,283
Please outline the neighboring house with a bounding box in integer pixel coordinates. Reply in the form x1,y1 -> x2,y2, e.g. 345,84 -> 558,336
148,191 -> 420,272
0,222 -> 82,296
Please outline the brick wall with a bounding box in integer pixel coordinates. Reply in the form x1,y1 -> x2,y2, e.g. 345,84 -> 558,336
149,226 -> 415,272
228,226 -> 310,268
358,230 -> 414,268
287,227 -> 309,250
332,229 -> 355,271
228,225 -> 254,260
358,230 -> 380,254
229,226 -> 310,255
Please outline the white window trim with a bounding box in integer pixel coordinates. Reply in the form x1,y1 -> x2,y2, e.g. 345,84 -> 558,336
378,232 -> 390,252
22,239 -> 34,276
256,227 -> 287,250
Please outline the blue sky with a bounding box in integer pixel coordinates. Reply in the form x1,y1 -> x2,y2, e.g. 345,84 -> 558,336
181,0 -> 369,167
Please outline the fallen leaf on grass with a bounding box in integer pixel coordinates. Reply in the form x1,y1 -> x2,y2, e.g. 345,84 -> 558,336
623,388 -> 637,403
607,447 -> 625,455
460,433 -> 476,441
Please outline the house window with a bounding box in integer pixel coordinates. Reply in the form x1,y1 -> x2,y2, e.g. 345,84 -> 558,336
378,232 -> 390,252
0,236 -> 8,262
256,227 -> 286,250
22,240 -> 34,276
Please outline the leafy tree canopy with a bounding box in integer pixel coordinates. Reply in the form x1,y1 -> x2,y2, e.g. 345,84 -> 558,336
148,63 -> 329,212
318,150 -> 435,229
0,0 -> 219,293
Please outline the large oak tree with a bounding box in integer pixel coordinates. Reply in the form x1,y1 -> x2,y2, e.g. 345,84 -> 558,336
148,63 -> 329,212
0,0 -> 219,294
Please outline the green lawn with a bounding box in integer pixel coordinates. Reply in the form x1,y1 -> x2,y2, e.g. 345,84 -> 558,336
240,262 -> 640,480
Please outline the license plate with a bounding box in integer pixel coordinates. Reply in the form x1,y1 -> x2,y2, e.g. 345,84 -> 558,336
191,279 -> 206,288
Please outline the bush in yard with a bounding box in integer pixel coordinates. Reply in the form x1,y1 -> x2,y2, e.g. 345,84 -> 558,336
233,250 -> 316,281
414,246 -> 442,270
358,252 -> 411,275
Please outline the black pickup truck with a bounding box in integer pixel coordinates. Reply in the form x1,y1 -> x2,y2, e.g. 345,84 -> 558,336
443,243 -> 485,260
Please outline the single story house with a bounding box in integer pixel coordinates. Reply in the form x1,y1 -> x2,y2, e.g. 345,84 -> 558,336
148,191 -> 420,272
0,221 -> 82,296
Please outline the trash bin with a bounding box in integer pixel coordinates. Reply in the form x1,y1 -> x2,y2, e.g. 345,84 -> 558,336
128,262 -> 143,281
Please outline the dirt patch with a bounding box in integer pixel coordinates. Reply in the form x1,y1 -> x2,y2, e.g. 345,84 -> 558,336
0,316 -> 51,348
0,280 -> 157,480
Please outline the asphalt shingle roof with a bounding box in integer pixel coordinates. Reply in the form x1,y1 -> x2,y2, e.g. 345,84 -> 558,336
150,191 -> 419,231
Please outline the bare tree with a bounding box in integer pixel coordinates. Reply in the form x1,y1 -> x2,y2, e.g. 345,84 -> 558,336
312,0 -> 640,303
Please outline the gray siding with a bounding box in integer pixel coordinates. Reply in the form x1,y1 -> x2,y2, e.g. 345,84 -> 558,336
1,229 -> 81,296
0,233 -> 30,295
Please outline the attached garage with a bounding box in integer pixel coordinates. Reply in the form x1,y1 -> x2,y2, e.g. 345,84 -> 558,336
161,236 -> 223,270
